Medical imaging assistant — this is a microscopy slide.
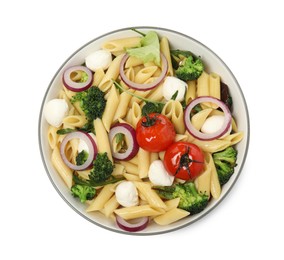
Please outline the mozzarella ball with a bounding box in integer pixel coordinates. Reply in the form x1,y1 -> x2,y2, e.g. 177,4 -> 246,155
115,181 -> 139,207
85,50 -> 112,72
201,115 -> 232,137
44,99 -> 69,127
162,76 -> 187,101
148,160 -> 174,186
201,115 -> 225,134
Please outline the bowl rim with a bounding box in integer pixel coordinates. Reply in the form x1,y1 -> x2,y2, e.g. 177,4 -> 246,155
38,26 -> 250,235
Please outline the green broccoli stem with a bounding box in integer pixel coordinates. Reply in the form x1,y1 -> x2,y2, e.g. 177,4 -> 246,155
89,175 -> 125,187
186,182 -> 198,197
113,80 -> 165,106
73,174 -> 90,186
73,173 -> 124,187
152,186 -> 176,200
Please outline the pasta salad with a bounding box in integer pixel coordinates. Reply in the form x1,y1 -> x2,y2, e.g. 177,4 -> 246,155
43,29 -> 243,232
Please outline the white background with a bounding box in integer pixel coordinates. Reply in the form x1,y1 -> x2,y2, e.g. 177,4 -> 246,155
1,0 -> 283,259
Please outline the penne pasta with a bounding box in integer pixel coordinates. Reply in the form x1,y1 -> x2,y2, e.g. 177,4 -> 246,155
86,184 -> 115,212
127,155 -> 139,165
164,198 -> 180,211
134,66 -> 158,84
76,169 -> 91,180
174,134 -> 189,142
114,204 -> 161,220
197,71 -> 210,107
125,56 -> 144,68
119,161 -> 139,175
145,83 -> 164,102
209,72 -> 221,109
205,153 -> 221,199
62,115 -> 87,128
196,153 -> 212,196
113,89 -> 134,122
130,102 -> 142,127
191,108 -> 213,131
137,148 -> 150,179
102,85 -> 119,132
51,146 -> 73,189
134,181 -> 167,209
93,118 -> 113,162
222,131 -> 244,146
123,173 -> 142,182
112,163 -> 125,176
160,37 -> 173,76
103,195 -> 120,218
185,80 -> 197,105
162,100 -> 185,134
150,152 -> 159,164
154,208 -> 190,226
129,89 -> 151,106
102,37 -> 141,56
99,54 -> 124,92
93,68 -> 105,86
47,125 -> 59,149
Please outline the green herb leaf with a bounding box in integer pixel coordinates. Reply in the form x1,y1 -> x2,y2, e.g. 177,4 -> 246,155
171,90 -> 179,100
142,102 -> 164,116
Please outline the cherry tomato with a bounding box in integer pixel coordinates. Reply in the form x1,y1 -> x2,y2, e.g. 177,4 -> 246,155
164,142 -> 204,180
136,113 -> 176,152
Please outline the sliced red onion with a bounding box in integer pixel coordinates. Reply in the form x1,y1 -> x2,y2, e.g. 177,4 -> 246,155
116,215 -> 149,232
184,96 -> 232,141
119,53 -> 168,91
62,65 -> 93,92
109,123 -> 139,161
60,131 -> 97,171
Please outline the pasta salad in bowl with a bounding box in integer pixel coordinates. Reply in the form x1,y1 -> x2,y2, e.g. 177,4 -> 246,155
39,27 -> 249,235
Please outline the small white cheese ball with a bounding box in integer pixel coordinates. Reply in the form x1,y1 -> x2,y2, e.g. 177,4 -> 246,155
115,181 -> 139,207
148,160 -> 174,186
162,76 -> 187,101
44,99 -> 69,127
78,133 -> 97,153
85,50 -> 112,72
201,115 -> 224,134
201,115 -> 232,137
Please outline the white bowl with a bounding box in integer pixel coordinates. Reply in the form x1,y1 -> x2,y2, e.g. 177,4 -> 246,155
38,26 -> 250,235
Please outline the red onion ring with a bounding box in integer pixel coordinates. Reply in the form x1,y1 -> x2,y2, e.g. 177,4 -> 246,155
119,53 -> 168,91
116,215 -> 149,232
109,123 -> 139,161
62,65 -> 93,92
60,131 -> 98,170
184,96 -> 232,141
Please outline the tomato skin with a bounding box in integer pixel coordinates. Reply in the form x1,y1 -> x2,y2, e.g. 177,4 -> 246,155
136,113 -> 176,152
164,142 -> 204,181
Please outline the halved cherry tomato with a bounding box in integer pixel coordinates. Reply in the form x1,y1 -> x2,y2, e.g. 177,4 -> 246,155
164,142 -> 204,180
136,113 -> 176,152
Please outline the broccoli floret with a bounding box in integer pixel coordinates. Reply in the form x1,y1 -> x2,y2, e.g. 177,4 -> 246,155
175,56 -> 204,81
154,182 -> 209,215
89,152 -> 114,183
71,184 -> 96,203
76,150 -> 88,166
171,50 -> 204,81
213,147 -> 238,186
71,86 -> 106,121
